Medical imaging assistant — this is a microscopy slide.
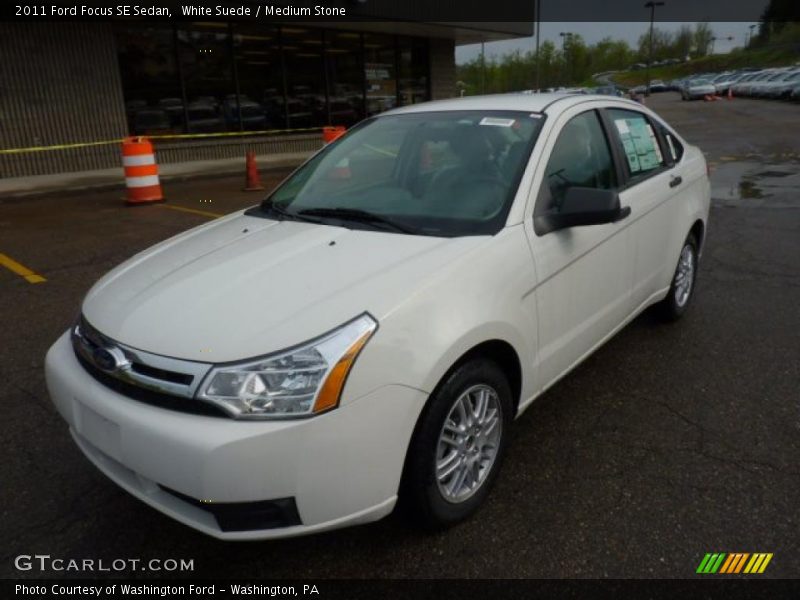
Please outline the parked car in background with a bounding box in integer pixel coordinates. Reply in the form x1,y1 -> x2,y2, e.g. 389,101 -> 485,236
223,98 -> 269,130
192,96 -> 220,112
594,85 -> 623,97
730,71 -> 761,96
46,93 -> 710,540
131,108 -> 172,135
681,78 -> 716,100
158,97 -> 185,127
733,70 -> 775,96
711,72 -> 744,95
760,69 -> 800,98
668,78 -> 686,92
750,69 -> 794,97
186,101 -> 226,133
649,80 -> 667,93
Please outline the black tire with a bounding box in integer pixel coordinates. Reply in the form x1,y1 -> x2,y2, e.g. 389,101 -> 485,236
401,358 -> 513,529
657,233 -> 699,321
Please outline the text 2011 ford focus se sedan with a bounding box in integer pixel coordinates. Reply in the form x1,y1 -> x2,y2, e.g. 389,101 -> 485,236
45,94 -> 710,539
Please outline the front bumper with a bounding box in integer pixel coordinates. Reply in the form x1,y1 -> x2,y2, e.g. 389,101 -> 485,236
45,331 -> 427,540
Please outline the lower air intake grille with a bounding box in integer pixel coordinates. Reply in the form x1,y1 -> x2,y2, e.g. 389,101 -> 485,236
159,486 -> 302,532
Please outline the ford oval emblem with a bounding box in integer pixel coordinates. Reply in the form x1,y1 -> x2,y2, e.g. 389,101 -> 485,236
93,347 -> 119,372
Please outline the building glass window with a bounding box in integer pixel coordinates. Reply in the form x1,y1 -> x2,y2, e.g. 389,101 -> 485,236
398,37 -> 429,107
232,24 -> 282,130
282,27 -> 326,129
364,33 -> 397,117
114,24 -> 432,136
177,23 -> 237,132
114,23 -> 182,135
325,31 -> 364,127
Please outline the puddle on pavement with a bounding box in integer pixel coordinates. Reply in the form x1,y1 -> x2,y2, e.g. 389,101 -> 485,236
738,179 -> 763,199
710,159 -> 799,205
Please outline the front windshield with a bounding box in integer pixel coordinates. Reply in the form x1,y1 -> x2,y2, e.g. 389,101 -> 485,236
257,110 -> 544,236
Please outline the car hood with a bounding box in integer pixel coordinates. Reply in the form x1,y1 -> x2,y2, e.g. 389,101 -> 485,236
82,211 -> 482,362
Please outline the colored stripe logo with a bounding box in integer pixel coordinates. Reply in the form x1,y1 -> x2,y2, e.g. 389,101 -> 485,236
697,553 -> 773,574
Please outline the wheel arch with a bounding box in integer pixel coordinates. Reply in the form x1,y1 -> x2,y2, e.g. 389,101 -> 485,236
397,336 -> 525,502
690,218 -> 705,254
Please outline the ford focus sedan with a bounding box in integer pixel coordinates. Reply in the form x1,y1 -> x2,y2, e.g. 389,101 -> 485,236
45,94 -> 710,540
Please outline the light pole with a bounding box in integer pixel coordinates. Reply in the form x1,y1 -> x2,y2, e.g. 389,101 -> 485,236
534,0 -> 541,91
481,41 -> 486,94
747,24 -> 757,47
644,1 -> 664,96
559,31 -> 572,86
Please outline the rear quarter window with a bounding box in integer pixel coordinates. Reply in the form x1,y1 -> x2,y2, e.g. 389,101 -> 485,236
662,129 -> 684,163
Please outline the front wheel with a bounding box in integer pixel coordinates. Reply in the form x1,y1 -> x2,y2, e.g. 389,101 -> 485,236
657,233 -> 699,321
401,358 -> 513,528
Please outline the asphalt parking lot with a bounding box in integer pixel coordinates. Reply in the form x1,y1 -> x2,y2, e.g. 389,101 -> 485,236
1,92 -> 798,579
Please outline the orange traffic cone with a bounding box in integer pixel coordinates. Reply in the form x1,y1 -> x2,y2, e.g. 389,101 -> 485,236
243,151 -> 264,191
322,126 -> 346,144
122,137 -> 164,205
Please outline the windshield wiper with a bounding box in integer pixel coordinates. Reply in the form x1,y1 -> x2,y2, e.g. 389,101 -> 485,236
257,200 -> 322,225
297,207 -> 416,234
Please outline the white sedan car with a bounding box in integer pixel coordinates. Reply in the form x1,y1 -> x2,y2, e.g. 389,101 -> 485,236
681,78 -> 717,100
46,94 -> 710,539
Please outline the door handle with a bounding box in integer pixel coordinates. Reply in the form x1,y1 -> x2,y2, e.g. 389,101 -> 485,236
669,175 -> 683,188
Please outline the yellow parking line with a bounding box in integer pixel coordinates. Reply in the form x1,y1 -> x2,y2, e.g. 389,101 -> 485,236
160,204 -> 223,219
0,253 -> 46,284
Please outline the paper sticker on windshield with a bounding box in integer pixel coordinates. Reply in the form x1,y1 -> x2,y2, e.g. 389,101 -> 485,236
480,117 -> 516,127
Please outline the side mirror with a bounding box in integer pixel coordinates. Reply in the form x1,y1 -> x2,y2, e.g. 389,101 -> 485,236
535,187 -> 630,233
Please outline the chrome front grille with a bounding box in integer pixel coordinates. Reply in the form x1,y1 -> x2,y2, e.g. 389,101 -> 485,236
71,315 -> 213,402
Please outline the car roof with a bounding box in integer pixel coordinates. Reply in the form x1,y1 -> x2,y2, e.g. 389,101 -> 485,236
383,93 -> 644,117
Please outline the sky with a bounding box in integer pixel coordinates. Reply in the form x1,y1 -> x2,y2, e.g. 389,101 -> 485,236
455,22 -> 760,64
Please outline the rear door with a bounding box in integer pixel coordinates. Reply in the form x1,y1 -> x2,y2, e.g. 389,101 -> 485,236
601,107 -> 684,308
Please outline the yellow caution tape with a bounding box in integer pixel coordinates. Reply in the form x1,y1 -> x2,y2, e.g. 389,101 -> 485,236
0,127 -> 325,155
0,140 -> 120,155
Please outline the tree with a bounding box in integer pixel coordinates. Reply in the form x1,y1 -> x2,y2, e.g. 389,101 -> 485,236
536,40 -> 559,89
455,35 -> 637,94
693,22 -> 714,57
756,0 -> 800,44
674,25 -> 694,59
637,27 -> 675,62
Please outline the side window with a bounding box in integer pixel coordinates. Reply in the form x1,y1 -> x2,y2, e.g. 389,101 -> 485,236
606,108 -> 666,177
662,129 -> 684,164
539,110 -> 616,212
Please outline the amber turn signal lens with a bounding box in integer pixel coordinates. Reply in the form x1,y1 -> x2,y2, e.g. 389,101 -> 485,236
312,329 -> 374,413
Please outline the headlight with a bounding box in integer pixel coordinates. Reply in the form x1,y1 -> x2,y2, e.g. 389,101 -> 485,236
196,314 -> 377,419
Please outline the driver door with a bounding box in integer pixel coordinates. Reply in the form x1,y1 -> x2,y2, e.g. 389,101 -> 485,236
524,107 -> 635,391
